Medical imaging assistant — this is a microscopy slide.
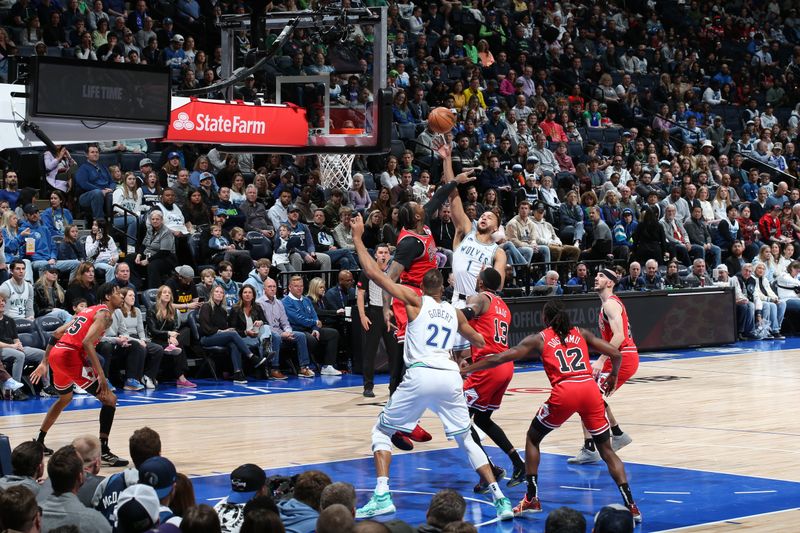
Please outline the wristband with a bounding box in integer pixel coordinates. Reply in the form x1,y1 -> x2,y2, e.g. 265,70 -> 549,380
461,307 -> 476,321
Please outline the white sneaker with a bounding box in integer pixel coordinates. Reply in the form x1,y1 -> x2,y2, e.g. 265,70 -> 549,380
142,376 -> 157,390
73,385 -> 87,395
612,432 -> 633,451
566,446 -> 601,464
127,245 -> 136,254
320,365 -> 342,376
3,378 -> 24,392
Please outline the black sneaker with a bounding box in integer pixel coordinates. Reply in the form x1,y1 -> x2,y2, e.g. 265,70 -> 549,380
474,465 -> 506,494
251,354 -> 266,368
11,389 -> 29,401
101,450 -> 130,467
772,331 -> 786,340
233,371 -> 248,384
363,388 -> 375,398
507,466 -> 526,487
34,439 -> 54,456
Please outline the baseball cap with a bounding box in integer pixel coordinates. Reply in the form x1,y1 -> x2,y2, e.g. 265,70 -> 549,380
288,205 -> 301,213
659,160 -> 671,167
716,264 -> 728,273
747,119 -> 755,125
163,17 -> 173,24
227,464 -> 267,504
175,265 -> 195,279
454,34 -> 464,41
701,140 -> 713,149
512,164 -> 523,171
527,156 -> 539,163
139,158 -> 153,167
171,34 -> 184,43
622,208 -> 633,215
200,172 -> 214,182
773,142 -> 783,151
22,203 -> 39,215
622,131 -> 631,136
491,106 -> 502,114
772,203 -> 781,210
113,484 -> 160,533
167,151 -> 181,160
594,503 -> 634,533
783,200 -> 792,209
138,457 -> 177,499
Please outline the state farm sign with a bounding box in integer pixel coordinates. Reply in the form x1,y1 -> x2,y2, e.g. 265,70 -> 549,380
166,99 -> 308,147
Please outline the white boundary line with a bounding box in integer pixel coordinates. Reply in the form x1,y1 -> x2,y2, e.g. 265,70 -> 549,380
654,507 -> 800,532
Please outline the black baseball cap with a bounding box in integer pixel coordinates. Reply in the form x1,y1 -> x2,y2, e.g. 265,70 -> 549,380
227,464 -> 267,504
22,203 -> 39,215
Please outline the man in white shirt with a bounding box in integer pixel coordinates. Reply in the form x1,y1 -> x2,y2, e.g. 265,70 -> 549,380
268,190 -> 293,231
530,202 -> 580,266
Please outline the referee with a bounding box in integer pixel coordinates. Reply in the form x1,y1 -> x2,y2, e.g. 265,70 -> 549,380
356,243 -> 399,398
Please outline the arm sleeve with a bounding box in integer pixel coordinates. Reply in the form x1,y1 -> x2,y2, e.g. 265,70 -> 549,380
424,181 -> 458,222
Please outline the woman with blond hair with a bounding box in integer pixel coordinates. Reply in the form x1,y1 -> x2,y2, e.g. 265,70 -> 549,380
117,287 -> 164,389
147,285 -> 194,387
711,187 -> 731,221
33,268 -> 71,322
112,172 -> 142,252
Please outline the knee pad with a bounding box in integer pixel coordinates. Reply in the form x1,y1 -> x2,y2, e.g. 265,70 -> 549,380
372,424 -> 392,454
455,433 -> 489,471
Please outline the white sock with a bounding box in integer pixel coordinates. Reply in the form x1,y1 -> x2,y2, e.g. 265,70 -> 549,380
489,482 -> 504,501
375,476 -> 389,495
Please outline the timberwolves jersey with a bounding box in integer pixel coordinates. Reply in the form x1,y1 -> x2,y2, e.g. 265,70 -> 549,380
452,230 -> 498,298
404,296 -> 460,372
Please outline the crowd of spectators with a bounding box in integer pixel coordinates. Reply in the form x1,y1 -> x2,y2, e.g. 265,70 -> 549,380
0,1 -> 799,386
0,426 -> 638,533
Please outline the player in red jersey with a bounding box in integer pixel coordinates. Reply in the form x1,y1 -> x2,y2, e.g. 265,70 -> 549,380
461,268 -> 525,493
568,268 -> 640,465
29,283 -> 129,467
462,300 -> 642,523
382,171 -> 475,449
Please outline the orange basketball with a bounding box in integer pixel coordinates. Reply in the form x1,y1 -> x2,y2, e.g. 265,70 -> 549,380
428,107 -> 457,134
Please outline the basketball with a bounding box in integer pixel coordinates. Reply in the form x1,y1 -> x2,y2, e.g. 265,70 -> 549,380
428,107 -> 457,134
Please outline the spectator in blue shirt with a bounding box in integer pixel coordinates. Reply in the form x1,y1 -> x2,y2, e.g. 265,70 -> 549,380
74,145 -> 113,220
40,190 -> 73,237
0,170 -> 21,210
19,204 -> 79,279
534,271 -> 564,295
282,275 -> 341,376
566,263 -> 590,293
323,270 -> 356,312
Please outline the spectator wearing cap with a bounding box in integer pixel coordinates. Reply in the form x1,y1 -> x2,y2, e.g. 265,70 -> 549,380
161,33 -> 187,82
278,470 -> 332,533
214,464 -> 268,533
593,503 -> 635,533
75,145 -> 114,221
19,203 -> 80,279
138,456 -> 180,526
112,484 -> 162,533
768,143 -> 788,172
41,445 -> 112,533
165,265 -> 201,324
286,205 -> 332,272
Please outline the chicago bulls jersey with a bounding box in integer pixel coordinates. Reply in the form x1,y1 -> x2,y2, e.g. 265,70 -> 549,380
397,227 -> 438,287
469,293 -> 510,361
598,295 -> 638,352
539,327 -> 593,386
57,304 -> 110,351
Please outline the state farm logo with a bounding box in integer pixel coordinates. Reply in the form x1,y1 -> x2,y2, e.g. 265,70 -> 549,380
172,112 -> 195,131
170,110 -> 266,135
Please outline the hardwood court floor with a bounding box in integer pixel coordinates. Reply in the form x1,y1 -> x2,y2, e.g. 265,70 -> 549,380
2,348 -> 799,531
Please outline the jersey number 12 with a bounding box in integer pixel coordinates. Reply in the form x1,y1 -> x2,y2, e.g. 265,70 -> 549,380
554,347 -> 587,373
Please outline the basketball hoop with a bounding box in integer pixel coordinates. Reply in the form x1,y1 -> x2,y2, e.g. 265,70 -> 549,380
318,152 -> 356,192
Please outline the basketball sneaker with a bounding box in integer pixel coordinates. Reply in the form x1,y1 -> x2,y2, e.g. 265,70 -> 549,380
507,466 -> 526,487
405,424 -> 432,442
566,446 -> 600,464
101,450 -> 130,468
627,502 -> 643,523
391,432 -> 414,451
355,492 -> 396,519
494,497 -> 514,520
473,465 -> 506,494
513,494 -> 542,515
612,432 -> 633,451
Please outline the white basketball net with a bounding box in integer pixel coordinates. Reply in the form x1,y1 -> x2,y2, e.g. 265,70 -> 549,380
318,153 -> 355,192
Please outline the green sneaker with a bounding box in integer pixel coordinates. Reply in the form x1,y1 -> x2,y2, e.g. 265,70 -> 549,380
494,497 -> 514,520
355,492 -> 396,519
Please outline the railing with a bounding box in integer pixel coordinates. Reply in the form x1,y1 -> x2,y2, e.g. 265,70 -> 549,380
109,203 -> 141,254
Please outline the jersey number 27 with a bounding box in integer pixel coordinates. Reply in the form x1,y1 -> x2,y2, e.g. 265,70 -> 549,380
426,324 -> 453,349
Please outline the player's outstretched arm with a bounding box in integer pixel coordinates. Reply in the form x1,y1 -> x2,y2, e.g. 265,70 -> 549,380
456,309 -> 485,349
30,321 -> 70,385
581,328 -> 622,396
461,333 -> 543,375
351,214 -> 421,309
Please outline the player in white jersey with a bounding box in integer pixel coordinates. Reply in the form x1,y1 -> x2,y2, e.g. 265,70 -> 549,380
439,142 -> 506,351
350,214 -> 515,522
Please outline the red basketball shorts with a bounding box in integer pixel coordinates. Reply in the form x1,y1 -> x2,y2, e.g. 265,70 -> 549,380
536,378 -> 610,436
463,361 -> 514,412
392,286 -> 423,342
599,347 -> 640,390
50,345 -> 98,392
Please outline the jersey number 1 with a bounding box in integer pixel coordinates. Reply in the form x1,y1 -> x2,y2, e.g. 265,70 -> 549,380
554,347 -> 587,373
